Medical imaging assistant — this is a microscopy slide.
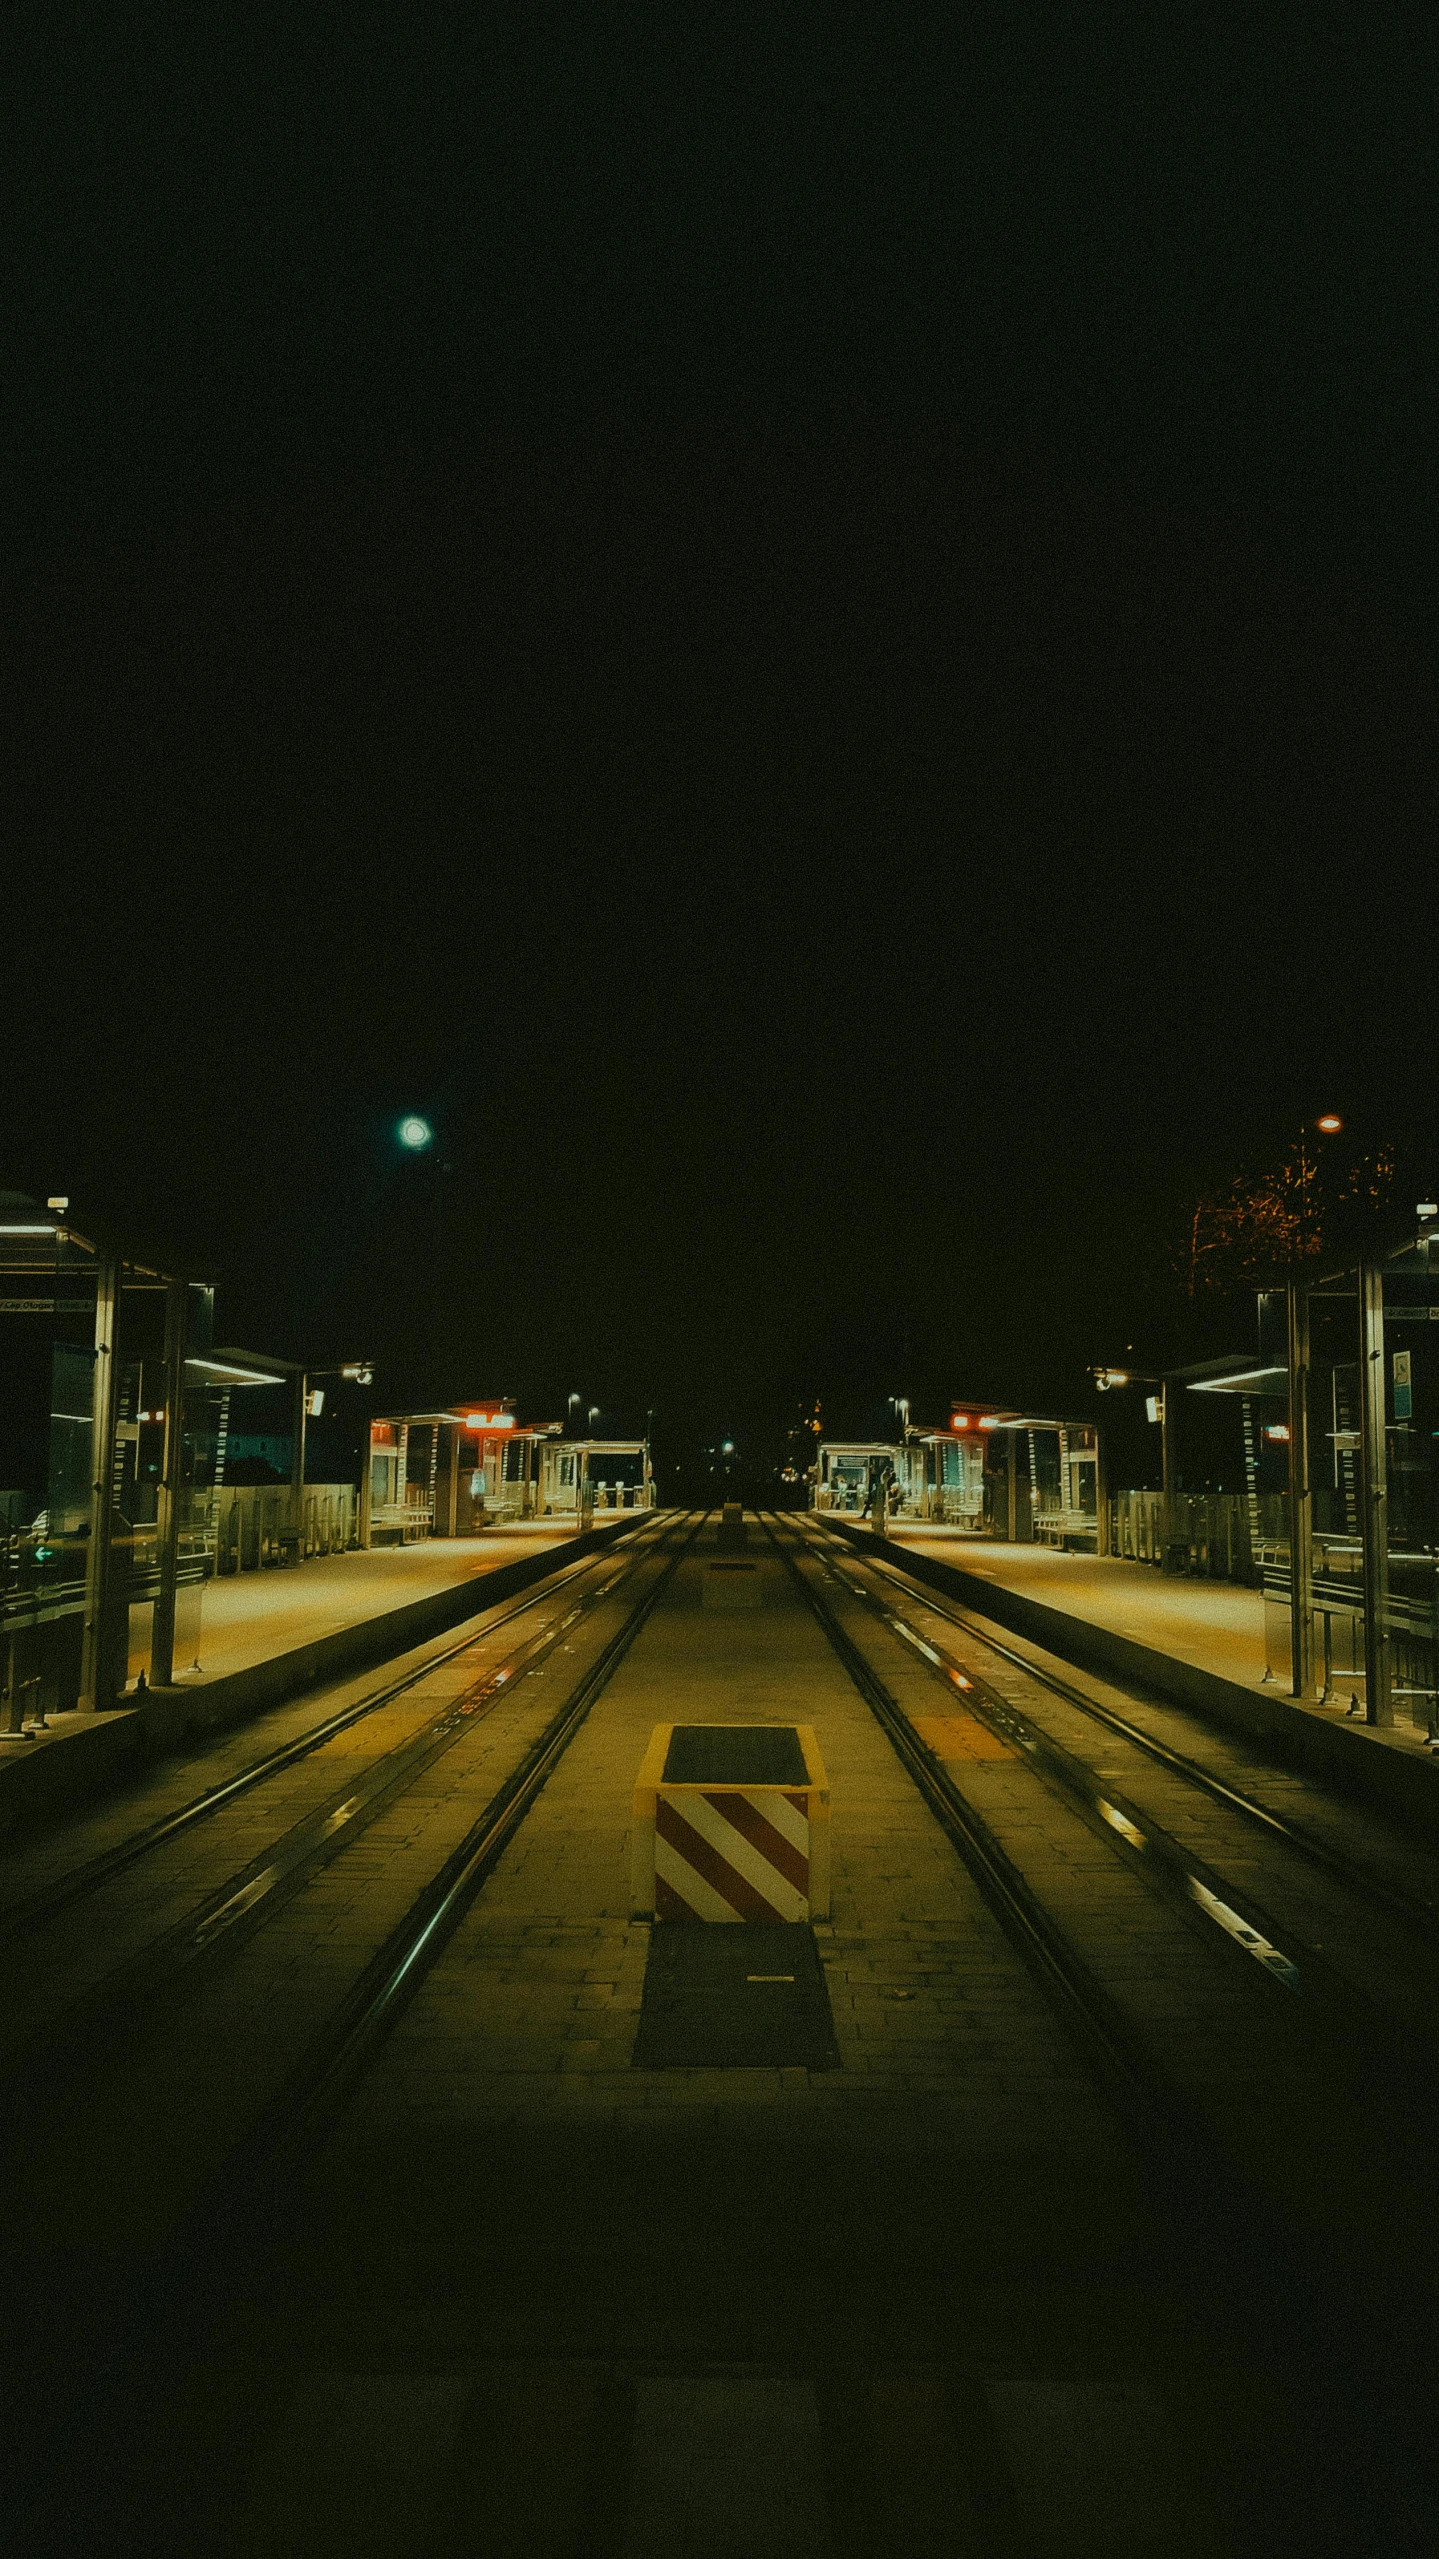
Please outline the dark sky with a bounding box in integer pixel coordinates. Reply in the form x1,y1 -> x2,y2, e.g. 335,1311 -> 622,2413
5,10 -> 1436,1460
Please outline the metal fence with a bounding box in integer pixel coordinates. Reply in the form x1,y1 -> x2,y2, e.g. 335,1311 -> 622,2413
1108,1490 -> 1288,1583
210,1482 -> 358,1573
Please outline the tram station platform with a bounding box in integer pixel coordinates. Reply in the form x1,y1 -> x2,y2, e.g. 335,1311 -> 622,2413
0,1519 -> 636,1835
871,1524 -> 1439,1830
893,1531 -> 1273,1693
124,1526 -> 574,1692
7,1510 -> 1436,2552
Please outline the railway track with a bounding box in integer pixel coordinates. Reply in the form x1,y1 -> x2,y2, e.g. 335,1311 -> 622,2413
798,1512 -> 1439,2070
0,1521 -> 651,1947
0,1511 -> 679,2118
764,1508 -> 1439,2557
12,1507 -> 1437,2553
811,1509 -> 1439,1941
6,1512 -> 705,2557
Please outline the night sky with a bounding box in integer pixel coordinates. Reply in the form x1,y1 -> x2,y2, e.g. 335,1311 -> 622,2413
6,12 -> 1436,1474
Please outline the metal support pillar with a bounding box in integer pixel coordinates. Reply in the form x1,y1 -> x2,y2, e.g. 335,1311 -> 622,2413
1095,1427 -> 1110,1556
1160,1379 -> 1179,1572
149,1275 -> 188,1689
358,1423 -> 374,1548
1286,1278 -> 1314,1701
1359,1261 -> 1392,1725
290,1371 -> 308,1555
80,1250 -> 121,1711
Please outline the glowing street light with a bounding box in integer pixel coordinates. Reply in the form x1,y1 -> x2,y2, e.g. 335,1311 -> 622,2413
397,1114 -> 433,1151
1315,1113 -> 1343,1134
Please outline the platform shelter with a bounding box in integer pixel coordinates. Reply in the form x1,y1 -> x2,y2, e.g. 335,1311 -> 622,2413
0,1195 -> 358,1724
816,1411 -> 1104,1548
1276,1213 -> 1439,1734
361,1410 -> 653,1544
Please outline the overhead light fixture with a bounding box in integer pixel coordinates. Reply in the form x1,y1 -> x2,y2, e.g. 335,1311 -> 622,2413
1316,1113 -> 1343,1133
186,1357 -> 283,1385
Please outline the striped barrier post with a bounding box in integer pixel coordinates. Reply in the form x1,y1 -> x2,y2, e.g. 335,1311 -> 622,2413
631,1723 -> 830,1922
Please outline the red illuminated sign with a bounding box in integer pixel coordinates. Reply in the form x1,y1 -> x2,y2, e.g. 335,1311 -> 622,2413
463,1410 -> 514,1431
949,1413 -> 971,1431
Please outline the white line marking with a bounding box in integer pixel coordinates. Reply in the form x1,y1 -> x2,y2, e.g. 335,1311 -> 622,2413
1188,1876 -> 1300,1986
193,1866 -> 279,1942
1097,1798 -> 1146,1850
889,1616 -> 941,1664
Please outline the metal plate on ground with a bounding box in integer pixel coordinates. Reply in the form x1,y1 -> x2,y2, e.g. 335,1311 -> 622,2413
662,1724 -> 808,1784
632,1922 -> 841,2068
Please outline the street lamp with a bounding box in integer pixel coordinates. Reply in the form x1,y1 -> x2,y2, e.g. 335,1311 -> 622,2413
397,1114 -> 433,1151
588,1405 -> 601,1431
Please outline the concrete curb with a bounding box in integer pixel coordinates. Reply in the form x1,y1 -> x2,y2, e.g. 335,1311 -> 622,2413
0,1514 -> 643,1835
833,1521 -> 1439,1840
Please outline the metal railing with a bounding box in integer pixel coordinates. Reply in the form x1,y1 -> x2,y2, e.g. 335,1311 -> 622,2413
210,1483 -> 359,1573
1108,1490 -> 1289,1584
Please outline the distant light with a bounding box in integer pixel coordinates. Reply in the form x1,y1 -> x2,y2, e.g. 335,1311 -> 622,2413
949,1413 -> 971,1432
1419,1204 -> 1438,1222
340,1362 -> 374,1384
978,1416 -> 1001,1430
1146,1395 -> 1163,1425
1265,1423 -> 1291,1442
397,1115 -> 433,1150
464,1411 -> 514,1430
46,1196 -> 69,1213
1316,1114 -> 1343,1133
722,1440 -> 735,1454
1095,1368 -> 1130,1390
0,1223 -> 57,1235
305,1388 -> 326,1418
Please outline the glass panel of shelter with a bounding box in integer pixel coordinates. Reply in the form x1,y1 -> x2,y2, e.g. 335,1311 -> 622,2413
1289,1247 -> 1439,1731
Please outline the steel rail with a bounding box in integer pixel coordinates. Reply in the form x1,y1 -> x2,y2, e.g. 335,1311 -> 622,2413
809,1511 -> 1439,1940
257,1505 -> 704,2155
5,1510 -> 706,2559
765,1509 -> 1439,2553
1,1520 -> 672,2116
0,1513 -> 658,1945
761,1513 -> 1187,2137
791,1517 -> 1385,2020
